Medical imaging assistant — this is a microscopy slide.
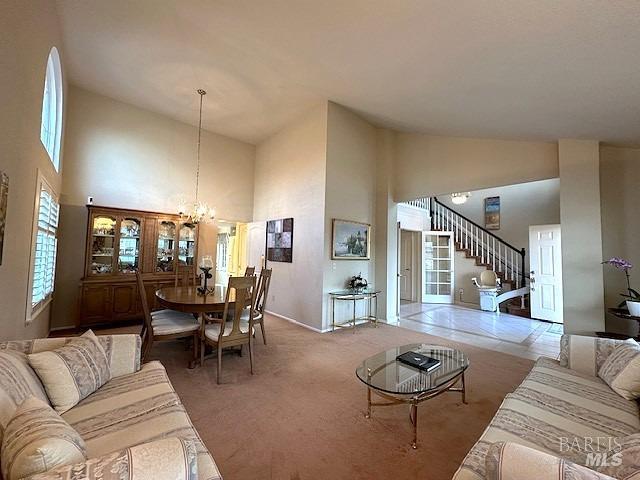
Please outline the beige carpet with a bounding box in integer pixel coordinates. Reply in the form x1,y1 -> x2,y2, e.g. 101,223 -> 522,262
142,315 -> 535,480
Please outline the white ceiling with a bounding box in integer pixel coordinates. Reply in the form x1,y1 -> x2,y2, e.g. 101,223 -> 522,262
56,0 -> 640,145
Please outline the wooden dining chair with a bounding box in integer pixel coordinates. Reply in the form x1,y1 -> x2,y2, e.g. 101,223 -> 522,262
252,268 -> 272,345
175,264 -> 197,287
244,266 -> 255,276
201,276 -> 257,384
136,271 -> 200,364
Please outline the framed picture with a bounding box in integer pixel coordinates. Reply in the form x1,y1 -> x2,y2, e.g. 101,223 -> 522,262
332,219 -> 370,260
266,218 -> 293,263
485,196 -> 500,230
0,172 -> 7,266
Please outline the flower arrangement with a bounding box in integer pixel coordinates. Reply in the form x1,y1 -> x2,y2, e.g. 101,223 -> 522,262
602,257 -> 640,312
348,273 -> 368,292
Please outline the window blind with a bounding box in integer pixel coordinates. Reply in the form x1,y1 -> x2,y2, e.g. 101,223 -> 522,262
31,184 -> 59,313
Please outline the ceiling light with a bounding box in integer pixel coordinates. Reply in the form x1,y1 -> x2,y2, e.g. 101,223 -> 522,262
451,192 -> 471,205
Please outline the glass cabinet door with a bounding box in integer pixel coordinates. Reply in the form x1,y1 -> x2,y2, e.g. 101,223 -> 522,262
156,220 -> 177,272
178,223 -> 196,266
90,216 -> 116,275
118,217 -> 141,274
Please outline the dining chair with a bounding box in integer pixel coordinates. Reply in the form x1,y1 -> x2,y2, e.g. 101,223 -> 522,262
251,268 -> 272,345
244,266 -> 255,276
136,271 -> 200,365
201,276 -> 257,384
175,264 -> 197,287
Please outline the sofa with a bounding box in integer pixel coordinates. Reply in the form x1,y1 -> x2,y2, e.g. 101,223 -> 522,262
453,334 -> 638,479
0,334 -> 221,480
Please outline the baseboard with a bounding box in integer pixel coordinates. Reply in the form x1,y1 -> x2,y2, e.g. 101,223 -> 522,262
265,310 -> 330,333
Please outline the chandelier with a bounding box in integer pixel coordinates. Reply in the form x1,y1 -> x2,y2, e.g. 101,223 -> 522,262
450,192 -> 471,205
178,89 -> 216,224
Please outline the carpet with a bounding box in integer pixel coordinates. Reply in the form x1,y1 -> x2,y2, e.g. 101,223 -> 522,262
146,315 -> 535,480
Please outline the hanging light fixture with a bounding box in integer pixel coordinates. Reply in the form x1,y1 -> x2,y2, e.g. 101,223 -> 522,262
178,89 -> 216,224
450,192 -> 471,205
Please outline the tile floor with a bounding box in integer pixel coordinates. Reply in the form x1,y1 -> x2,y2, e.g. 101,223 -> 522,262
397,302 -> 562,361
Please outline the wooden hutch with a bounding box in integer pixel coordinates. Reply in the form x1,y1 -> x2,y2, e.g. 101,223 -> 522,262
78,205 -> 198,327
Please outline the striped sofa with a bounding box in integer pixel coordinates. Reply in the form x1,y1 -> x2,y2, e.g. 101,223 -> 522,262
0,334 -> 221,480
453,334 -> 638,480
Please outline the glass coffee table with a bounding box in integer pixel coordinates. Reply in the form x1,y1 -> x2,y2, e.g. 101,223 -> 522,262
356,344 -> 469,449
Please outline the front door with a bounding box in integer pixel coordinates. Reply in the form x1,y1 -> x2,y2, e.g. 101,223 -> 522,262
529,224 -> 563,323
421,231 -> 454,304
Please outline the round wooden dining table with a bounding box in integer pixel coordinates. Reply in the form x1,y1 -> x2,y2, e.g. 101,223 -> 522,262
155,285 -> 235,314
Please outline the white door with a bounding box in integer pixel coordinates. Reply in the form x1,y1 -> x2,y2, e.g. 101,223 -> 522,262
529,225 -> 563,323
246,221 -> 266,269
400,230 -> 414,301
422,231 -> 454,304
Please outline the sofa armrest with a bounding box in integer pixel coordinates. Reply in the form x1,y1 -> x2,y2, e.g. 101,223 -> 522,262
24,437 -> 198,480
559,334 -> 630,376
486,442 -> 614,480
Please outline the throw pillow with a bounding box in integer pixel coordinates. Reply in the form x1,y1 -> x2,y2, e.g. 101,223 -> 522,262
559,334 -> 629,376
28,330 -> 111,413
486,442 -> 616,480
23,437 -> 198,480
598,339 -> 640,400
1,396 -> 86,480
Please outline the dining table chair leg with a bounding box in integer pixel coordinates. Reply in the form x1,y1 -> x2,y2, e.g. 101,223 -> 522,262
216,346 -> 223,385
249,339 -> 254,375
200,339 -> 205,367
260,322 -> 267,345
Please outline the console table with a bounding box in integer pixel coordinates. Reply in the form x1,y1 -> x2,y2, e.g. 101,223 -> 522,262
329,288 -> 380,332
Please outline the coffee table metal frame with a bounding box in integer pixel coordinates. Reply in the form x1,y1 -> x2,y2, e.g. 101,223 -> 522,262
363,363 -> 467,449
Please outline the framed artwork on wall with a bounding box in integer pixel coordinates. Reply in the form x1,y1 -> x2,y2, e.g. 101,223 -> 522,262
0,172 -> 7,266
332,219 -> 370,260
266,217 -> 293,263
485,196 -> 500,230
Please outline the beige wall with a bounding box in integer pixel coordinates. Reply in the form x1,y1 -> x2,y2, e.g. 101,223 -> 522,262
600,145 -> 640,336
440,179 -> 561,266
51,86 -> 255,329
394,132 -> 559,202
0,1 -> 66,339
253,104 -> 328,331
323,102 -> 377,329
559,139 -> 605,334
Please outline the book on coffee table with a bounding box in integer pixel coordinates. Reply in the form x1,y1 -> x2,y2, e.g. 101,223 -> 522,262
396,351 -> 442,373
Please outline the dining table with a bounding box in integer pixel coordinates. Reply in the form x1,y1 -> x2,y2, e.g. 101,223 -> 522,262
155,285 -> 235,315
155,285 -> 237,368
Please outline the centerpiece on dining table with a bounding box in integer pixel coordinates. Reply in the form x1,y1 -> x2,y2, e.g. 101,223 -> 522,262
198,255 -> 214,296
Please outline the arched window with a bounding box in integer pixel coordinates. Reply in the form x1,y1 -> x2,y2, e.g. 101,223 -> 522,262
40,47 -> 63,171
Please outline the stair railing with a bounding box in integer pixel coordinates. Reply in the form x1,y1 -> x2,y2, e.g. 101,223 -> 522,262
425,197 -> 526,288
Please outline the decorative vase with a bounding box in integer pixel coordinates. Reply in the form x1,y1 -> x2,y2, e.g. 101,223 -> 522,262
627,300 -> 640,317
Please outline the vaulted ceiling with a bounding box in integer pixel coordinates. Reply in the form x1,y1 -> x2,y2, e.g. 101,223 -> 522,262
56,0 -> 640,145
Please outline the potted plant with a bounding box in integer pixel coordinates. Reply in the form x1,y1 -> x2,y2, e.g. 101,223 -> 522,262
602,257 -> 640,316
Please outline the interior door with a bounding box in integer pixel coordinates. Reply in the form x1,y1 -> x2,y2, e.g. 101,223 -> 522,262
400,230 -> 414,301
421,231 -> 454,304
529,225 -> 563,323
247,221 -> 266,269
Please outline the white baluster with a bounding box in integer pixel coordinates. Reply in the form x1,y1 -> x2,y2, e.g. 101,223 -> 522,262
492,237 -> 496,271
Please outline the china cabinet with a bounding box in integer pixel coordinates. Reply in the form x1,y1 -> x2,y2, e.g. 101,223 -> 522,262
79,206 -> 199,326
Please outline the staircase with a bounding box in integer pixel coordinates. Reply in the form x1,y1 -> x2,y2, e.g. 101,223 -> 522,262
408,197 -> 530,315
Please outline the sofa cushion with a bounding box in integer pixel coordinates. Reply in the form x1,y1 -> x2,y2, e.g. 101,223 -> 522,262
595,433 -> 640,480
599,339 -> 640,400
1,397 -> 86,480
452,357 -> 640,480
0,349 -> 49,448
23,437 -> 198,480
559,335 -> 629,376
486,442 -> 616,480
1,334 -> 141,380
62,361 -> 221,480
28,331 -> 111,414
